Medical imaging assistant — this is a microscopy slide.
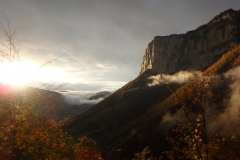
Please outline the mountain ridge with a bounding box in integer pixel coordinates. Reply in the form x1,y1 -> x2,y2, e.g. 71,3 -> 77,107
67,9 -> 240,159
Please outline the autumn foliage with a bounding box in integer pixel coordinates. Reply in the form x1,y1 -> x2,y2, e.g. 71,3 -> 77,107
162,75 -> 240,159
75,136 -> 102,160
0,87 -> 102,160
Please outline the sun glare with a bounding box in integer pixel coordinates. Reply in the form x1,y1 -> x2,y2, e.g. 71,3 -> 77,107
0,62 -> 64,86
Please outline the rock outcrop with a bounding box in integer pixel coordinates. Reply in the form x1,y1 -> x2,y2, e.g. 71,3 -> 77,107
140,9 -> 240,74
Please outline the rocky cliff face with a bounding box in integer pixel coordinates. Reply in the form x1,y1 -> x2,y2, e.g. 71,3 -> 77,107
140,9 -> 240,74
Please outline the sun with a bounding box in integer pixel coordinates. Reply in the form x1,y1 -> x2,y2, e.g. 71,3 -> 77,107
0,62 -> 64,86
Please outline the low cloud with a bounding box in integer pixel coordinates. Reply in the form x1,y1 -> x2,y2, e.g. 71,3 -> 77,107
59,90 -> 103,105
79,98 -> 105,105
157,67 -> 240,137
148,70 -> 202,87
224,66 -> 240,79
208,67 -> 240,136
159,110 -> 181,131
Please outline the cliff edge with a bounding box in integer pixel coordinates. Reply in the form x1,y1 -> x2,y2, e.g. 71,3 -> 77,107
140,9 -> 240,74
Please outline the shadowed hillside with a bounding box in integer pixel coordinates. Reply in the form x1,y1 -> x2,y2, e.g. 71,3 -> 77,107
67,69 -> 178,135
114,44 -> 240,158
66,70 -> 188,158
67,45 -> 240,159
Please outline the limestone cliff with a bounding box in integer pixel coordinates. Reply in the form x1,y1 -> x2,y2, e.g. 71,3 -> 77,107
140,9 -> 240,74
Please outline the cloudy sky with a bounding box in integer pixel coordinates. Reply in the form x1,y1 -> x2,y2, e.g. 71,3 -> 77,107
0,0 -> 239,92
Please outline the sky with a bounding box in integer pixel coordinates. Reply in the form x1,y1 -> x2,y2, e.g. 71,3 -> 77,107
0,0 -> 240,92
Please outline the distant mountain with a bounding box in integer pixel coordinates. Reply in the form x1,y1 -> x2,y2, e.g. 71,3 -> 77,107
67,9 -> 240,159
88,91 -> 112,100
11,86 -> 65,119
12,87 -> 102,120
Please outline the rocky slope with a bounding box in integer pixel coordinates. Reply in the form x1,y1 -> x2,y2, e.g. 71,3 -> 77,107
140,9 -> 240,74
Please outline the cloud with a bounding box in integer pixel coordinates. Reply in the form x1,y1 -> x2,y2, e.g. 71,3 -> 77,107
59,90 -> 109,105
79,98 -> 105,105
159,111 -> 181,131
207,67 -> 240,136
59,91 -> 94,105
224,66 -> 240,79
147,70 -> 202,87
1,0 -> 240,91
156,67 -> 240,135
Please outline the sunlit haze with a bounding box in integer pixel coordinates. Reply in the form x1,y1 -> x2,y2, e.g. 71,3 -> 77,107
0,62 -> 65,86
